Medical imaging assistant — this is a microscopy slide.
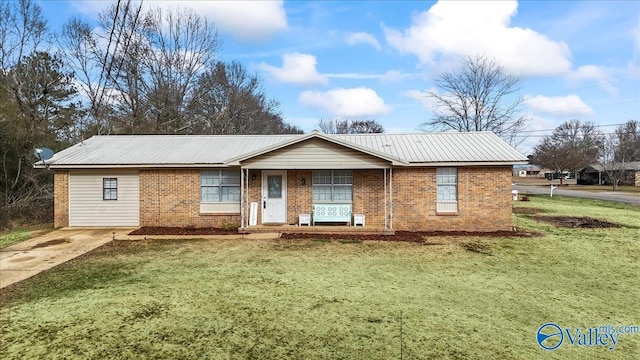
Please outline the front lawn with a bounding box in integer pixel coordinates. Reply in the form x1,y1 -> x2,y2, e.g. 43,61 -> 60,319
0,223 -> 53,249
1,197 -> 638,359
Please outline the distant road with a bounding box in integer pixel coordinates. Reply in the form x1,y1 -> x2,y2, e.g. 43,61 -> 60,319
512,185 -> 640,206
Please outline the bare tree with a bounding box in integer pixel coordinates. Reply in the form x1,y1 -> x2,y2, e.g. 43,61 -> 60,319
598,120 -> 640,190
421,54 -> 527,146
615,120 -> 640,162
0,0 -> 46,70
142,6 -> 220,134
60,0 -> 144,138
317,118 -> 384,134
191,61 -> 301,135
532,119 -> 603,185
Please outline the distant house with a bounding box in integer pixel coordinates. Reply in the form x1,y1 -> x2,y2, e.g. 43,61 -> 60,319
513,164 -> 542,177
36,131 -> 527,233
578,162 -> 640,186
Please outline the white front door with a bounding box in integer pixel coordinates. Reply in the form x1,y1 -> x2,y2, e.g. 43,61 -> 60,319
262,171 -> 287,223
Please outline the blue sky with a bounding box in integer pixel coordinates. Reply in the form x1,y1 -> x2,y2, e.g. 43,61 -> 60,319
39,0 -> 640,153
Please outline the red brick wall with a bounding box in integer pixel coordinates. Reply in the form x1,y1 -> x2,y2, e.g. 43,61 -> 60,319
55,166 -> 512,231
54,171 -> 69,228
139,169 -> 240,228
392,166 -> 513,231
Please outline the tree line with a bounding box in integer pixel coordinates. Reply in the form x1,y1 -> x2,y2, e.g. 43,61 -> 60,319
532,119 -> 640,189
0,0 -> 302,226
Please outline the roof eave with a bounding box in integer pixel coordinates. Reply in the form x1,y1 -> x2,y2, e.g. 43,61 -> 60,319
405,161 -> 529,167
43,163 -> 231,169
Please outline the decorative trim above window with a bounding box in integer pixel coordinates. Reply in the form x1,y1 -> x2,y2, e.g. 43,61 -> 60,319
103,178 -> 118,200
312,170 -> 353,203
436,168 -> 457,213
201,170 -> 241,203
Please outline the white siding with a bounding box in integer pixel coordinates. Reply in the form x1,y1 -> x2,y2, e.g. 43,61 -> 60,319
69,170 -> 139,226
244,138 -> 389,169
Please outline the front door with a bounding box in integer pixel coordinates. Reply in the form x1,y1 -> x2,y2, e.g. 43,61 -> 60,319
262,171 -> 287,223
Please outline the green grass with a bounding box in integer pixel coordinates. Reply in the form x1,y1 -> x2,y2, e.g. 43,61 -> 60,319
0,224 -> 53,248
1,199 -> 639,359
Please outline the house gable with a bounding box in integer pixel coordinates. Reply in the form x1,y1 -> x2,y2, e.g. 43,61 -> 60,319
242,137 -> 391,169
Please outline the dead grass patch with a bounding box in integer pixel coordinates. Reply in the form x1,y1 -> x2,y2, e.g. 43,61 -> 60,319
533,215 -> 620,228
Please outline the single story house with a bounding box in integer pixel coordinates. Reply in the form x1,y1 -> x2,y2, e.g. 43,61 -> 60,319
37,131 -> 527,233
578,162 -> 640,186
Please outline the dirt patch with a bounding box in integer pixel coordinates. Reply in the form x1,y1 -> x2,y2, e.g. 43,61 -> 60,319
280,230 -> 541,243
533,216 -> 620,228
461,242 -> 492,255
129,227 -> 237,236
512,207 -> 544,214
30,238 -> 69,249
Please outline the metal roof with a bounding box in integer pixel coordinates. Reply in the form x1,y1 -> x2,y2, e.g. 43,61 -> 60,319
41,131 -> 527,168
583,161 -> 640,172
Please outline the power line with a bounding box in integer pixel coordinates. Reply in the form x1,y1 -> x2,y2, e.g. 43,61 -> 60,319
520,123 -> 629,133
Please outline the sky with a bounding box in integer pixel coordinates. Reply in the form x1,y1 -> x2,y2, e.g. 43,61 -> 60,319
39,0 -> 640,154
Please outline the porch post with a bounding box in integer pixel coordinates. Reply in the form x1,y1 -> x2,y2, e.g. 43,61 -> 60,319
245,168 -> 250,227
389,167 -> 393,229
384,168 -> 387,229
240,167 -> 245,228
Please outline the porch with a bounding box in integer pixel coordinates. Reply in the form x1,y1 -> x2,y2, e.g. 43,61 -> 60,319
239,224 -> 394,236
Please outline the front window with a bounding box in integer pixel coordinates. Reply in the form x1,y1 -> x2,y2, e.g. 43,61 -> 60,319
313,170 -> 352,202
103,178 -> 118,200
201,170 -> 240,202
436,168 -> 457,212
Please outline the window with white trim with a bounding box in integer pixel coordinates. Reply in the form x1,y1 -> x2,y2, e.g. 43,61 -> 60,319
312,170 -> 352,202
436,168 -> 457,212
201,170 -> 240,202
103,178 -> 118,200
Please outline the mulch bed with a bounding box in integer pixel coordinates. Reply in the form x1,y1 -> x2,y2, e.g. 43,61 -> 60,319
533,216 -> 620,229
129,227 -> 238,236
281,230 -> 542,243
129,227 -> 542,242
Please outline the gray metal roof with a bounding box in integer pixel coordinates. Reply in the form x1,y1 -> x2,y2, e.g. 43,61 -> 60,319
42,131 -> 527,168
583,161 -> 640,172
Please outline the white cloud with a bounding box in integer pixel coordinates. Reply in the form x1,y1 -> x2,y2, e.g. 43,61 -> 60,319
524,94 -> 594,116
383,0 -> 571,76
259,53 -> 328,86
380,70 -> 420,83
345,32 -> 382,51
566,65 -> 617,95
299,88 -> 392,117
403,89 -> 438,110
70,0 -> 287,42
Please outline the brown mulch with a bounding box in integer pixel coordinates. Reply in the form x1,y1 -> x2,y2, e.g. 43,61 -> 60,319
280,230 -> 542,243
129,227 -> 542,242
129,227 -> 238,236
512,207 -> 544,214
533,216 -> 620,229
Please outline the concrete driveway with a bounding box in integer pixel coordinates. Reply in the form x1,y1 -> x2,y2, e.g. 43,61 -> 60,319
512,185 -> 640,206
0,228 -> 134,289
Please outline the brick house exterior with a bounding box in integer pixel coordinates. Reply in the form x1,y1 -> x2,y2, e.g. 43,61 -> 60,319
44,132 -> 526,232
